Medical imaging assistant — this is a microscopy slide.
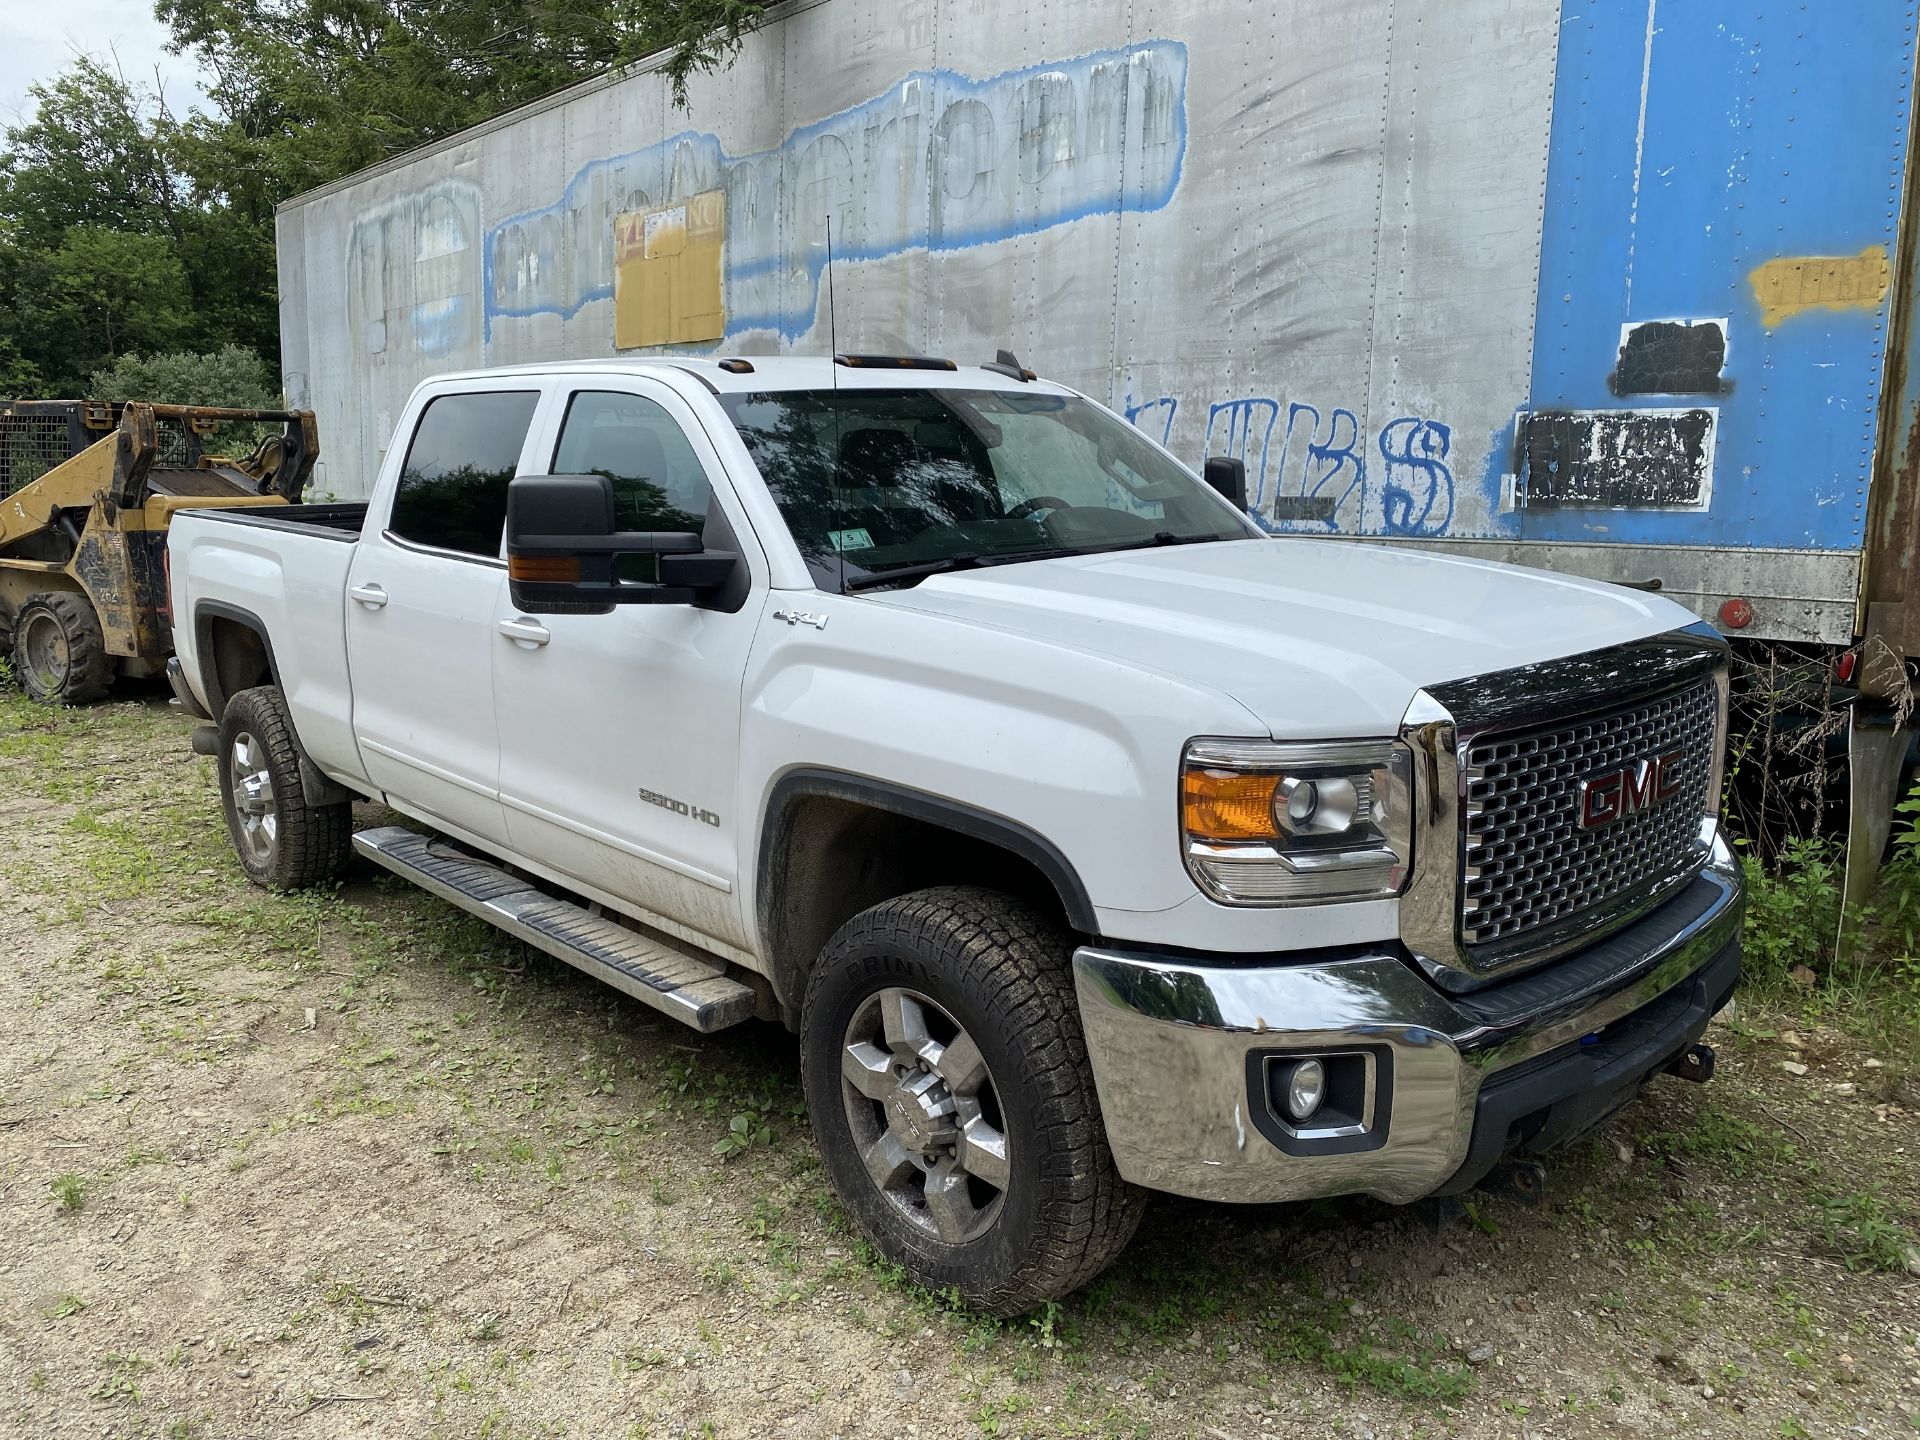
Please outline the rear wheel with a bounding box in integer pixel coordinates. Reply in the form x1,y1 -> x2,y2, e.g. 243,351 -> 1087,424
11,592 -> 112,704
801,886 -> 1145,1316
217,685 -> 352,890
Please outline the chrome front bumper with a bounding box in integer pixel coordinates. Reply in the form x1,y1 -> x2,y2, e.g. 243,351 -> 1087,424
1073,834 -> 1744,1205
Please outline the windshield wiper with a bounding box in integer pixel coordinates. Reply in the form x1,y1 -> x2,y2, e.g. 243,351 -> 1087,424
842,533 -> 1244,592
843,547 -> 1090,591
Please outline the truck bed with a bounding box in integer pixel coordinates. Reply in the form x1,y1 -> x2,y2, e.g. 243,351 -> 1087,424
168,501 -> 370,791
176,502 -> 368,540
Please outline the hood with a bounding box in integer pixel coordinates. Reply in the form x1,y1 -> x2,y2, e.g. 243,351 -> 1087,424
871,537 -> 1699,737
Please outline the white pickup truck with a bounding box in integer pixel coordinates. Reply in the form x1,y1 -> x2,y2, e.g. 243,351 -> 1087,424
167,356 -> 1743,1314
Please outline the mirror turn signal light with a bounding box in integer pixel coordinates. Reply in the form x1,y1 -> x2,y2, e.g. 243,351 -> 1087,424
508,553 -> 583,583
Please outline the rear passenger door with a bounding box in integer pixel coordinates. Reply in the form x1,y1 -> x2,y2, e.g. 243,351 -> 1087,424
345,387 -> 539,847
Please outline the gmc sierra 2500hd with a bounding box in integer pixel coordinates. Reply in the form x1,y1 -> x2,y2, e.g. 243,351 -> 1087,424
167,357 -> 1743,1314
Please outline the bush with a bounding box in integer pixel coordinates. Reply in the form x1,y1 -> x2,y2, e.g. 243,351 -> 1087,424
86,345 -> 277,409
1739,835 -> 1843,984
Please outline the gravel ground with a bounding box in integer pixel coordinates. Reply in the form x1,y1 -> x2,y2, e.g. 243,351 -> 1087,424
1,686 -> 1917,1439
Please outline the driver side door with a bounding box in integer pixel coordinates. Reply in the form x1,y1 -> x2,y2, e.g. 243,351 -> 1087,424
491,379 -> 766,954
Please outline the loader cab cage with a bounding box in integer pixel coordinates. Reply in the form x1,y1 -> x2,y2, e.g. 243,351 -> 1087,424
0,399 -> 318,503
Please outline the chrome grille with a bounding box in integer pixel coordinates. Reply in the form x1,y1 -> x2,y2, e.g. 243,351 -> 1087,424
1460,679 -> 1717,948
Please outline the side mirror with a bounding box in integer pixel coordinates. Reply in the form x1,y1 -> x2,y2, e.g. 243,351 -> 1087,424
505,473 -> 737,613
1202,456 -> 1248,511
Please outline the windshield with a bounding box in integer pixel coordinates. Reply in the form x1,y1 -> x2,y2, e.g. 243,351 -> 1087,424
717,387 -> 1256,589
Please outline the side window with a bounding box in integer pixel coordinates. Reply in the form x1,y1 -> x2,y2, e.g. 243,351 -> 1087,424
388,390 -> 539,558
552,390 -> 711,534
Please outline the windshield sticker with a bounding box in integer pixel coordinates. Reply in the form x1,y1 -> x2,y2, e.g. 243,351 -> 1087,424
828,528 -> 873,551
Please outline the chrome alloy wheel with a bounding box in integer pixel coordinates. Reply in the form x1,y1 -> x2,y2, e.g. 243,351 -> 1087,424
227,731 -> 279,865
839,987 -> 1011,1244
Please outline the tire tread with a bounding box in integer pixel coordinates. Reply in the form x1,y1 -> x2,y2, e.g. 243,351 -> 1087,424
220,685 -> 352,890
803,885 -> 1146,1315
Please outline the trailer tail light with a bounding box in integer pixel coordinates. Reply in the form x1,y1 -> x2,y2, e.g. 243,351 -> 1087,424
1836,649 -> 1858,684
1718,597 -> 1753,629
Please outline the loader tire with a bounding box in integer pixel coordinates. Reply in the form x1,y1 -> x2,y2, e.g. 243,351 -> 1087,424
801,886 -> 1147,1316
11,592 -> 113,705
217,685 -> 353,890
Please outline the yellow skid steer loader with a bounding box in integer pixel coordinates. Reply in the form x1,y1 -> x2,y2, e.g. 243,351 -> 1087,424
0,399 -> 317,703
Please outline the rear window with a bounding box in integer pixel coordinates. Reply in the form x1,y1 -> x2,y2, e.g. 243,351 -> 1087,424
389,391 -> 539,558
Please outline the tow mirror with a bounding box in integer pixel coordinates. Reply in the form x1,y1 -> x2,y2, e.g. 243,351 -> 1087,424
1203,456 -> 1248,511
505,473 -> 738,613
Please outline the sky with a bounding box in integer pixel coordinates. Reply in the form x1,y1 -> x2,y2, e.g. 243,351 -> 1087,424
1,0 -> 212,128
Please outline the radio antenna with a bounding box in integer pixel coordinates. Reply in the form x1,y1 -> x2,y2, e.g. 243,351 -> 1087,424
826,215 -> 846,593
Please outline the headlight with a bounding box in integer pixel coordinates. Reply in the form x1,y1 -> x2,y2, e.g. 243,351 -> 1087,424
1180,738 -> 1413,904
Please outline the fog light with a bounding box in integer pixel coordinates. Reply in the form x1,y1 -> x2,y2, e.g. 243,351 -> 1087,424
1283,1058 -> 1327,1121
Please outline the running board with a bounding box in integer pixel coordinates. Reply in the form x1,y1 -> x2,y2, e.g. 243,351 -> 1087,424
351,826 -> 756,1033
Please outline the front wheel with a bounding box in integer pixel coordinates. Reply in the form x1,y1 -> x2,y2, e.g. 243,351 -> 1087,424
801,887 -> 1145,1315
217,685 -> 352,890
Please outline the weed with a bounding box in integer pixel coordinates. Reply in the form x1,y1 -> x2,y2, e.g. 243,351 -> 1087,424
1816,1189 -> 1919,1273
45,1293 -> 88,1318
470,1312 -> 504,1342
89,1351 -> 151,1404
50,1171 -> 88,1212
713,1109 -> 772,1160
1741,838 -> 1844,982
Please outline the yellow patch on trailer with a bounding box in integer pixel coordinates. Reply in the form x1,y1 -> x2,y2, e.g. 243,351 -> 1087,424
613,189 -> 727,349
1748,245 -> 1891,328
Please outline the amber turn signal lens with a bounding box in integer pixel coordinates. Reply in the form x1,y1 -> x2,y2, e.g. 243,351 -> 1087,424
1181,767 -> 1281,842
509,553 -> 582,582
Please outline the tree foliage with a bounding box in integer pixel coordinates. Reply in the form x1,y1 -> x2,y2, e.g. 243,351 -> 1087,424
1,3 -> 768,399
89,344 -> 277,409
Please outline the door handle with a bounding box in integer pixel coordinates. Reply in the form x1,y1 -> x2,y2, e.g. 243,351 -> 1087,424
497,616 -> 551,648
348,582 -> 389,609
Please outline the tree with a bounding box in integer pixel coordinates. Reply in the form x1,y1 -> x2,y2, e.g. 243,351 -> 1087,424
0,58 -> 274,395
0,57 -> 179,250
11,229 -> 195,390
154,0 -> 773,195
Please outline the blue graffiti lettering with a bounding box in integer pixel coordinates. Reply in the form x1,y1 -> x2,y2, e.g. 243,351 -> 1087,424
1280,402 -> 1365,530
481,42 -> 1188,342
1378,417 -> 1455,536
1123,393 -> 1178,445
1141,394 -> 1454,537
1202,398 -> 1280,503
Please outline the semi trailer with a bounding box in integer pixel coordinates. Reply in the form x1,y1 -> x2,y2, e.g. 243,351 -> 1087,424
271,0 -> 1920,896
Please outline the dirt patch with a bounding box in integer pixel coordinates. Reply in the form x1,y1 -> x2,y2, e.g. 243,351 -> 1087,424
2,686 -> 1917,1439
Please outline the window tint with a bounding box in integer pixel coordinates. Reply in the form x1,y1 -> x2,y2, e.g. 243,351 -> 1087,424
389,391 -> 539,558
551,390 -> 710,534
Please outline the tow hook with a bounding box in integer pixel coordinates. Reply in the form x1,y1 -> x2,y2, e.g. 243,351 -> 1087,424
1476,1159 -> 1548,1209
1664,1042 -> 1716,1084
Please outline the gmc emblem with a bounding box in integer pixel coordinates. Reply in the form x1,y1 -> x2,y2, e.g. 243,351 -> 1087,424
1577,750 -> 1686,829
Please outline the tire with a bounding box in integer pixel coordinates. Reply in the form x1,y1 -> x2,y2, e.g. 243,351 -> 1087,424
801,886 -> 1146,1316
11,592 -> 112,704
216,685 -> 353,890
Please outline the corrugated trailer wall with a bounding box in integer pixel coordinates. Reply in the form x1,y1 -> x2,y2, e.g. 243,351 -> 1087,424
276,0 -> 1917,647
277,0 -> 1558,522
